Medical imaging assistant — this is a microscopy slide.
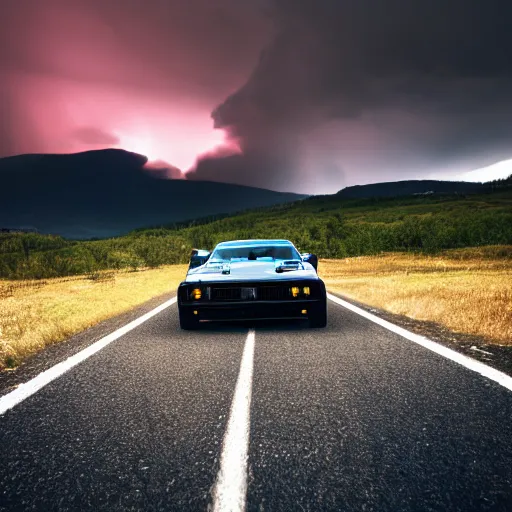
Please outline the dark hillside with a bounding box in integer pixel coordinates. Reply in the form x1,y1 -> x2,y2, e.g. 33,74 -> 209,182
0,149 -> 305,239
337,179 -> 488,199
1,187 -> 511,279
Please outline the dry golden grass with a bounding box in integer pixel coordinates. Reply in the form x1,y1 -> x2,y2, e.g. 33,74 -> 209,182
320,246 -> 512,344
0,265 -> 187,369
2,246 -> 511,369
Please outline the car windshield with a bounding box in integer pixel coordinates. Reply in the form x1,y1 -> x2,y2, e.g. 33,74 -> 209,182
210,245 -> 300,262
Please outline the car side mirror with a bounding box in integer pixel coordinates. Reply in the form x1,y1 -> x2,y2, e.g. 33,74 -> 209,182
301,253 -> 318,271
189,249 -> 211,269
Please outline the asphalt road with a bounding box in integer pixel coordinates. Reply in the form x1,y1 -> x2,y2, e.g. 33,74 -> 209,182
1,299 -> 512,511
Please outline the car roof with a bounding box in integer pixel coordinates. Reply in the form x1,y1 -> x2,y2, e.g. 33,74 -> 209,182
215,239 -> 294,248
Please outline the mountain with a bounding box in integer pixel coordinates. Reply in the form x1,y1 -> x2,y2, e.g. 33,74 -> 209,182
335,180 -> 485,199
335,179 -> 493,199
0,149 -> 306,239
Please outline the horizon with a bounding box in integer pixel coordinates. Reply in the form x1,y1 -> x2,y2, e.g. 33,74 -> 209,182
2,143 -> 507,240
1,147 -> 510,197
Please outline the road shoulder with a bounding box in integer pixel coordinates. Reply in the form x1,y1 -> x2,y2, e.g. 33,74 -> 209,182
328,290 -> 512,378
0,291 -> 176,398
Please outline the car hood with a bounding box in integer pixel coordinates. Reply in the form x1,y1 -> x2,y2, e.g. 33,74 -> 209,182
184,260 -> 319,283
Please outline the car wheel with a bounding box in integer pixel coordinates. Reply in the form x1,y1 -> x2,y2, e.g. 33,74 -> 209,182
309,301 -> 327,328
179,308 -> 199,330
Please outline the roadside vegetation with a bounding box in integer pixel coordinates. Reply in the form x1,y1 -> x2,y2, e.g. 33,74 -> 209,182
1,188 -> 511,280
1,185 -> 511,369
321,246 -> 512,344
0,265 -> 187,369
2,246 -> 510,371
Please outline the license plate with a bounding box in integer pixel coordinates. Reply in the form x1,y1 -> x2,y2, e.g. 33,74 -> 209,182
241,287 -> 257,300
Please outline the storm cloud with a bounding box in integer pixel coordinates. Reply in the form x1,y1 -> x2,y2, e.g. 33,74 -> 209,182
191,0 -> 512,192
1,0 -> 512,193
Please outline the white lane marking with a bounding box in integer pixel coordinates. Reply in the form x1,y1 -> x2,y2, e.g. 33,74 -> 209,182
327,292 -> 512,392
0,297 -> 178,416
213,329 -> 255,512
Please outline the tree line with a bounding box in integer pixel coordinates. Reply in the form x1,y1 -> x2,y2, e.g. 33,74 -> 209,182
1,191 -> 511,279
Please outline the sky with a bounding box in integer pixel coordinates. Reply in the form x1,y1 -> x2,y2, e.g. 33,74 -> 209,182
1,0 -> 512,194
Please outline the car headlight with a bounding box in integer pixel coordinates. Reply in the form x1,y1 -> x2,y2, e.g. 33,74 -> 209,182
290,286 -> 312,298
190,288 -> 202,300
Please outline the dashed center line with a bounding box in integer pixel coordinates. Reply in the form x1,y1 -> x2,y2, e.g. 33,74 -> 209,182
213,329 -> 255,512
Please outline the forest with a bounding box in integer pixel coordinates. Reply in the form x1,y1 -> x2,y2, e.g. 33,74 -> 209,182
1,187 -> 511,279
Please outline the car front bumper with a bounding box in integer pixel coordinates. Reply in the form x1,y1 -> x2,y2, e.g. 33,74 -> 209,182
179,299 -> 322,322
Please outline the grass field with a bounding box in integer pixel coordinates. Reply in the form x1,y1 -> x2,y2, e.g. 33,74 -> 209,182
0,265 -> 187,370
1,246 -> 511,370
320,246 -> 512,344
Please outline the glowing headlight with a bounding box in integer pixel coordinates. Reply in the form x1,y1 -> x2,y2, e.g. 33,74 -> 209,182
191,288 -> 202,300
291,286 -> 300,297
303,286 -> 311,296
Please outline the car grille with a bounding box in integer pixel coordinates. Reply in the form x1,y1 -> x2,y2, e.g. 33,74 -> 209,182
211,287 -> 243,301
257,286 -> 290,301
211,285 -> 291,301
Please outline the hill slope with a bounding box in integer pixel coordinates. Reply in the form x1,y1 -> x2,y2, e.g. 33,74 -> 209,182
0,149 -> 305,238
1,185 -> 511,279
336,179 -> 486,198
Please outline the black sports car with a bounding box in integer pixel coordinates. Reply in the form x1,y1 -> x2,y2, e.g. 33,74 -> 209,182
177,239 -> 327,329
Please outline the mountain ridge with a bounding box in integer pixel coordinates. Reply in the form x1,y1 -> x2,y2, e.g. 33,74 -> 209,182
335,179 -> 501,199
0,149 -> 306,239
2,149 -> 510,239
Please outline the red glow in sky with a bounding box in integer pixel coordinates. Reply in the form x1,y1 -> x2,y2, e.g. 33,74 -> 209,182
108,103 -> 240,172
0,0 -> 268,172
7,72 -> 241,172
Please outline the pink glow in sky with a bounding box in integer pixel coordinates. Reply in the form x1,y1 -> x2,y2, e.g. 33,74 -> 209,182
6,72 -> 241,172
0,0 -> 269,172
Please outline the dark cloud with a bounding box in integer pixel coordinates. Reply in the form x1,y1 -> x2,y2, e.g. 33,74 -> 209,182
188,153 -> 287,190
2,0 -> 512,192
191,0 -> 512,192
214,0 -> 512,125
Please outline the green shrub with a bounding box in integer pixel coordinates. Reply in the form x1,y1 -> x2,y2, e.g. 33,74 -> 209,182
1,190 -> 511,279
